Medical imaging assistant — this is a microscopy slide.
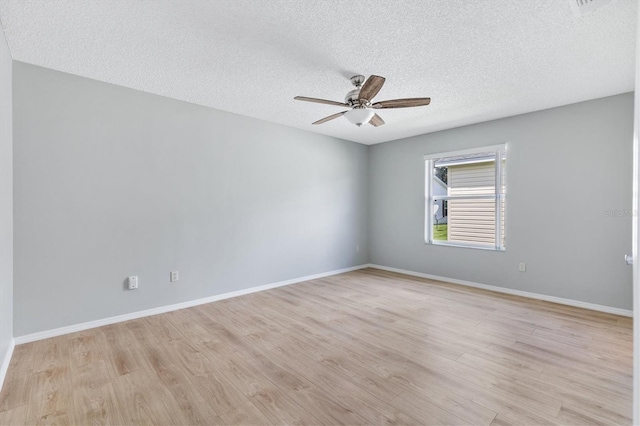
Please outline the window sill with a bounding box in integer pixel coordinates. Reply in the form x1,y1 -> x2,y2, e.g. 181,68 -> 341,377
425,241 -> 506,251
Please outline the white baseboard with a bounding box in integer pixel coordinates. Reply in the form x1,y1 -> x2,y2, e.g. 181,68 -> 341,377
15,264 -> 369,345
367,264 -> 633,317
14,262 -> 631,345
0,338 -> 15,393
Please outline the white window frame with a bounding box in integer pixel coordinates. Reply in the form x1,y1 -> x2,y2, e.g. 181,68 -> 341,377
424,144 -> 507,251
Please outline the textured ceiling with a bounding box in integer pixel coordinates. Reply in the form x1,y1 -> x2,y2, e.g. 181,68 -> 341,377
0,0 -> 636,145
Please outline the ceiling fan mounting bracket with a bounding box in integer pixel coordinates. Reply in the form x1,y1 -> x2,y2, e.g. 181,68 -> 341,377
350,75 -> 365,88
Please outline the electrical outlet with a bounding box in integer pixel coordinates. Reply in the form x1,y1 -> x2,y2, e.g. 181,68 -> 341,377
170,271 -> 179,282
128,275 -> 139,289
518,262 -> 526,272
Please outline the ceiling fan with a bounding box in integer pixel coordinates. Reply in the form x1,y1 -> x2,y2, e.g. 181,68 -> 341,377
294,74 -> 431,127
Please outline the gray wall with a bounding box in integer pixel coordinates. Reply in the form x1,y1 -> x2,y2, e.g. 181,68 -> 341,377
10,59 -> 634,337
0,27 -> 12,368
369,93 -> 634,310
13,62 -> 369,336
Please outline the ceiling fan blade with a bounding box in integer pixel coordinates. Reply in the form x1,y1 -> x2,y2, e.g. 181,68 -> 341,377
358,75 -> 385,102
312,111 -> 348,125
372,98 -> 431,109
294,96 -> 348,107
369,114 -> 385,127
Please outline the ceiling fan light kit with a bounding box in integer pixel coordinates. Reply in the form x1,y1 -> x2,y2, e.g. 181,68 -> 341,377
294,74 -> 431,128
345,108 -> 375,127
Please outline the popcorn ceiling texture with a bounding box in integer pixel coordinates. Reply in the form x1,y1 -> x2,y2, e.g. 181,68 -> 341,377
0,0 -> 635,145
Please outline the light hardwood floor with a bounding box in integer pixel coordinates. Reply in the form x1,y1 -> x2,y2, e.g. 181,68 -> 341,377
0,268 -> 633,425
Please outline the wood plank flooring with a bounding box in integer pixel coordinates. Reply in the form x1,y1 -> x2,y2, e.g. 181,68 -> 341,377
0,268 -> 633,425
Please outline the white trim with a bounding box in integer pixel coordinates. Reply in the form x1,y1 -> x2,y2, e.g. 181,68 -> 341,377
15,264 -> 369,345
0,338 -> 15,393
494,148 -> 503,250
425,158 -> 433,243
434,156 -> 495,167
368,264 -> 633,317
429,240 -> 506,251
423,143 -> 506,160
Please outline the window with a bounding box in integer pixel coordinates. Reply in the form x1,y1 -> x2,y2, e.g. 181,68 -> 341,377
425,144 -> 506,250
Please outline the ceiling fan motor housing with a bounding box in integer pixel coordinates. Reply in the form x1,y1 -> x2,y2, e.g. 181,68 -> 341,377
346,75 -> 368,106
345,89 -> 362,106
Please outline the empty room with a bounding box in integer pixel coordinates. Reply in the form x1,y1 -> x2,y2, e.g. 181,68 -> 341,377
0,0 -> 638,425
